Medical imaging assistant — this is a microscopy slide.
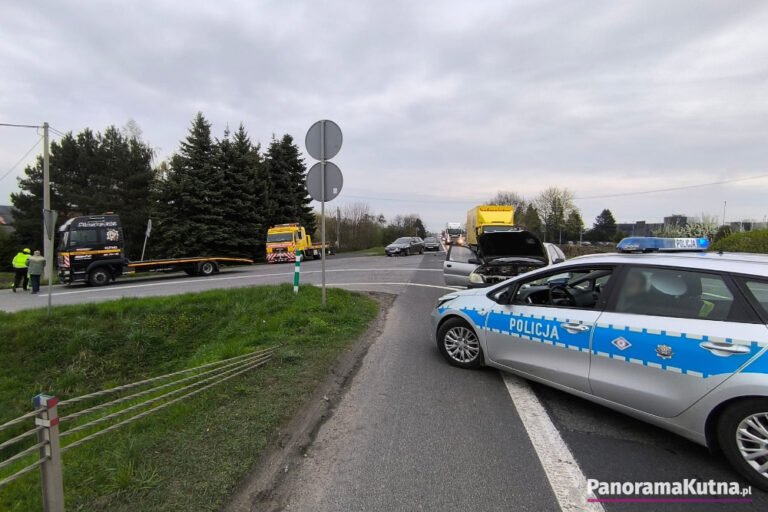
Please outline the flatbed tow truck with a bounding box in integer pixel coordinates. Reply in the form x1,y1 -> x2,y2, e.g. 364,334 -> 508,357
266,223 -> 332,263
57,214 -> 252,286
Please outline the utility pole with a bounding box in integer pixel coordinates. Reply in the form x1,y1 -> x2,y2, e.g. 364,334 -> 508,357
722,200 -> 727,227
43,122 -> 55,314
336,207 -> 340,249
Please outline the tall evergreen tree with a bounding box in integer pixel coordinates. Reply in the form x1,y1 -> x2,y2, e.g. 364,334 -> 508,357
214,124 -> 264,259
587,208 -> 617,242
565,210 -> 584,242
262,134 -> 316,234
10,126 -> 154,259
519,204 -> 542,238
154,112 -> 222,257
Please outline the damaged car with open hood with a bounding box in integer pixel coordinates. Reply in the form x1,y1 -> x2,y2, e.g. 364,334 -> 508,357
442,228 -> 565,287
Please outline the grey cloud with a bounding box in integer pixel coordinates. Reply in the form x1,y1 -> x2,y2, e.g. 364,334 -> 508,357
2,0 -> 768,232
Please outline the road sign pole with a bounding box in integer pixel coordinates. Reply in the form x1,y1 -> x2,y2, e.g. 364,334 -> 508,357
320,120 -> 327,308
305,118 -> 342,310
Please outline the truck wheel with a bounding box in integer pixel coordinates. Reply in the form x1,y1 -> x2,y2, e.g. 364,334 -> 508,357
313,251 -> 320,260
88,268 -> 111,287
198,261 -> 217,276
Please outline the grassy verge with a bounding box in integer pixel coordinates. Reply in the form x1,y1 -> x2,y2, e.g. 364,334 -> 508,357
0,285 -> 378,511
0,271 -> 60,288
0,271 -> 12,287
341,246 -> 386,256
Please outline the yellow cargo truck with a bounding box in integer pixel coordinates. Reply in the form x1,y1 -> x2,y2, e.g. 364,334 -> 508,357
466,205 -> 515,246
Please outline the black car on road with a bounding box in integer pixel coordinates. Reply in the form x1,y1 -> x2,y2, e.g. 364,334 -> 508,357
385,237 -> 425,256
423,237 -> 442,251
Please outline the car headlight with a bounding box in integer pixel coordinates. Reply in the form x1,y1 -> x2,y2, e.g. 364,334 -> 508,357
435,294 -> 459,309
469,272 -> 485,284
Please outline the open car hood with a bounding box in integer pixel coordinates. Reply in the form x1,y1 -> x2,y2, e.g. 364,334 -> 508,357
476,230 -> 547,264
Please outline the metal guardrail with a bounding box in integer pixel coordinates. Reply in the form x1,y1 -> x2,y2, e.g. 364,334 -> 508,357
0,346 -> 277,511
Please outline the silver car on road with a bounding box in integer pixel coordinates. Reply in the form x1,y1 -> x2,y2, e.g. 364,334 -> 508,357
431,240 -> 768,490
443,228 -> 566,287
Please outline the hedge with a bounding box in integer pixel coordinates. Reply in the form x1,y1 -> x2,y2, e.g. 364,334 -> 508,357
711,228 -> 768,254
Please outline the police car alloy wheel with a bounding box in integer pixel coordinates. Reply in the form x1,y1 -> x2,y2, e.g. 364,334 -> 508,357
717,399 -> 768,491
437,318 -> 483,369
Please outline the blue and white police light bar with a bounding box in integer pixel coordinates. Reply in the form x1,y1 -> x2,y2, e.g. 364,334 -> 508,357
617,237 -> 709,253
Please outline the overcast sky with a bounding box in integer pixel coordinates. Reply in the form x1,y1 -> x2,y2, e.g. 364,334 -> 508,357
2,0 -> 768,232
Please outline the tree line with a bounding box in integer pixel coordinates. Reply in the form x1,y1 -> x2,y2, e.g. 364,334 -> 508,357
9,113 -> 316,261
321,202 -> 428,252
486,188 -> 620,243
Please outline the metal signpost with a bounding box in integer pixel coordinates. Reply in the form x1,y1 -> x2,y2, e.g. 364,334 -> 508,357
305,120 -> 343,307
141,218 -> 152,261
43,209 -> 57,315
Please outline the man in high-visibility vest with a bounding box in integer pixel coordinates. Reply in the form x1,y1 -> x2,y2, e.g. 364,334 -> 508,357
11,248 -> 31,292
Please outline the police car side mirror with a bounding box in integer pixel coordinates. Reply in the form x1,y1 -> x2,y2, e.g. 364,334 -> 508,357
468,258 -> 481,265
553,257 -> 565,264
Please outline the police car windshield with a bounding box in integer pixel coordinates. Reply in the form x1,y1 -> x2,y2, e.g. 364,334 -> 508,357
267,233 -> 293,243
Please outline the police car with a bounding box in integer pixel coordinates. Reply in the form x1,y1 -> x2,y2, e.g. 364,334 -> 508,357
431,237 -> 768,489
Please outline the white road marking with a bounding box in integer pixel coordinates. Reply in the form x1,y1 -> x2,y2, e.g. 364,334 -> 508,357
502,374 -> 603,512
326,282 -> 458,291
49,268 -> 443,297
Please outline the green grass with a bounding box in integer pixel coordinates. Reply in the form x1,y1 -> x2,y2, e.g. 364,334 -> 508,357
0,285 -> 378,511
342,246 -> 386,256
0,271 -> 60,288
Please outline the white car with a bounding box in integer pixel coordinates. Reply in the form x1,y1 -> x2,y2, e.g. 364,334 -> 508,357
443,228 -> 565,287
432,237 -> 768,490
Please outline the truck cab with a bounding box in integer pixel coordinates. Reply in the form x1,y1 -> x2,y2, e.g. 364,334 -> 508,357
58,214 -> 126,285
266,223 -> 331,263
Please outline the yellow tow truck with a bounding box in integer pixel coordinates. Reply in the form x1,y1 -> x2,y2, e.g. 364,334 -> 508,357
266,223 -> 333,263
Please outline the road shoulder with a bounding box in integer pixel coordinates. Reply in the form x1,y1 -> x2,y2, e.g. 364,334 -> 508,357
223,291 -> 396,512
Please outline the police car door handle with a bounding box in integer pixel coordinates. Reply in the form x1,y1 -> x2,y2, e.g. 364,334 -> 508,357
560,322 -> 590,333
699,341 -> 751,356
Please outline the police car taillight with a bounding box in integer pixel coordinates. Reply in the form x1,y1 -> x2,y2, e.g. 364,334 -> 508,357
617,237 -> 709,253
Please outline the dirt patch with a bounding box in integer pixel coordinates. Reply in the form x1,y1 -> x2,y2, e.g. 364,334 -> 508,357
222,292 -> 395,512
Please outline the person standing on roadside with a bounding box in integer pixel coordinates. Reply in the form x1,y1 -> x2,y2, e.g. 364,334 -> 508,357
11,248 -> 31,292
26,250 -> 46,294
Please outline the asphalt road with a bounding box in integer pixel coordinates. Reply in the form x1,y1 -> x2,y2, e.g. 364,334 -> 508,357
3,251 -> 767,510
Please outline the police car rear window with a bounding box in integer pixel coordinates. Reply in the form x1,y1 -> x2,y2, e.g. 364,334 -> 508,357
745,281 -> 768,317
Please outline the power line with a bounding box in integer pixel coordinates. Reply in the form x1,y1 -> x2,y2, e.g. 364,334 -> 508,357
575,174 -> 768,200
0,122 -> 42,129
49,126 -> 67,137
0,135 -> 43,182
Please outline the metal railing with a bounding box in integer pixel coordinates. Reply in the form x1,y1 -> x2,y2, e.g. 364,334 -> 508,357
0,346 -> 277,511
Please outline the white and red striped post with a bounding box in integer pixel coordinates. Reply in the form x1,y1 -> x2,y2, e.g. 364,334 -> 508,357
34,394 -> 64,512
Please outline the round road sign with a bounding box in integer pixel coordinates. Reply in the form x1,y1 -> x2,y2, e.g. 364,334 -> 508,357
306,162 -> 343,202
305,120 -> 343,161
